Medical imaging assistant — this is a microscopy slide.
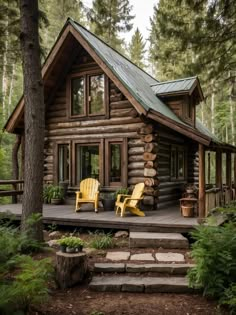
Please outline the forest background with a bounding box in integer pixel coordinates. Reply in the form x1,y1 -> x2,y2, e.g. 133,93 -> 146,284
0,0 -> 235,186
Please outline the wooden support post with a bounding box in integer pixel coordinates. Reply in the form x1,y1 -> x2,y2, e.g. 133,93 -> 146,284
226,152 -> 232,188
234,154 -> 236,189
207,152 -> 211,184
216,149 -> 222,189
198,144 -> 205,220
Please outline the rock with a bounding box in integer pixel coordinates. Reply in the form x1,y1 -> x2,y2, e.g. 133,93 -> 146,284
114,231 -> 129,238
49,231 -> 63,239
106,251 -> 130,261
47,239 -> 59,248
155,252 -> 185,262
130,253 -> 155,261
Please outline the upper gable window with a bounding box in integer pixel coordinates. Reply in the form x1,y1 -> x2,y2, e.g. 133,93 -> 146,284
69,73 -> 106,118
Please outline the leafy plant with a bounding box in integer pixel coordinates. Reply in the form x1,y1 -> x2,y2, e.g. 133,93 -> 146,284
100,192 -> 115,200
115,187 -> 129,198
89,231 -> 113,249
43,184 -> 53,203
51,185 -> 63,199
57,236 -> 84,248
188,223 -> 236,312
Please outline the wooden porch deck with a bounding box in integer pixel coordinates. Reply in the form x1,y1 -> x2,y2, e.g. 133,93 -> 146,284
0,203 -> 202,233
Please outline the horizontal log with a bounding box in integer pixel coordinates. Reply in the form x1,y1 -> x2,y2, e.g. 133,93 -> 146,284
129,108 -> 138,118
0,180 -> 24,185
158,152 -> 169,159
128,177 -> 145,185
159,181 -> 186,188
144,178 -> 159,187
144,161 -> 158,169
144,143 -> 158,153
48,104 -> 66,112
128,154 -> 144,162
48,117 -> 142,130
46,109 -> 66,119
47,123 -> 143,137
45,156 -> 53,163
158,168 -> 170,176
128,139 -> 145,148
53,96 -> 66,104
157,200 -> 178,209
110,94 -> 123,102
143,152 -> 157,161
0,190 -> 23,196
46,132 -> 139,141
43,175 -> 53,182
110,108 -> 134,118
128,162 -> 144,169
159,186 -> 183,196
138,124 -> 154,135
144,168 -> 157,177
158,175 -> 171,182
128,147 -> 144,155
110,100 -> 132,110
144,187 -> 159,197
141,134 -> 157,143
128,169 -> 144,177
158,194 -> 181,202
159,131 -> 185,144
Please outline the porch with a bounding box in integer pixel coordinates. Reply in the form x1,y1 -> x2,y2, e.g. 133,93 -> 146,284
0,203 -> 206,233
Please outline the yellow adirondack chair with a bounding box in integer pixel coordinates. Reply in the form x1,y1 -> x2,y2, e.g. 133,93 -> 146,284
75,178 -> 100,213
115,183 -> 145,217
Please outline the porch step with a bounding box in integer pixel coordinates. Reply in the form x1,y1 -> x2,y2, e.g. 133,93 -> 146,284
94,262 -> 195,275
129,232 -> 189,249
89,275 -> 193,293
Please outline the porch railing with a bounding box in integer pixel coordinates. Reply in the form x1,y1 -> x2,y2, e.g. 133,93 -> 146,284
0,180 -> 24,203
205,186 -> 235,215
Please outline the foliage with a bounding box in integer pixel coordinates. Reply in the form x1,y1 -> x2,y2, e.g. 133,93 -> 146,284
90,312 -> 105,315
88,0 -> 134,51
129,28 -> 146,69
188,223 -> 236,312
115,187 -> 129,198
43,184 -> 53,203
57,236 -> 84,248
88,231 -> 113,249
50,185 -> 64,199
101,192 -> 116,200
214,203 -> 236,222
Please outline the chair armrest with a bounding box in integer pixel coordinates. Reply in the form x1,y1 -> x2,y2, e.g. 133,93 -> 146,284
123,197 -> 143,206
116,194 -> 131,203
76,191 -> 82,198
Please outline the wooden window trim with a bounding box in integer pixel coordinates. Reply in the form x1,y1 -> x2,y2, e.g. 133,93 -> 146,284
104,138 -> 128,188
67,71 -> 108,120
54,140 -> 71,185
170,145 -> 187,181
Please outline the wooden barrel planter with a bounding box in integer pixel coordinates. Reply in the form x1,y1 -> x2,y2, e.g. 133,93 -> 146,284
181,205 -> 194,217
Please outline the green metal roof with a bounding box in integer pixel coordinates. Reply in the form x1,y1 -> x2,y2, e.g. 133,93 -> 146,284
195,118 -> 221,143
151,77 -> 197,96
70,19 -> 186,125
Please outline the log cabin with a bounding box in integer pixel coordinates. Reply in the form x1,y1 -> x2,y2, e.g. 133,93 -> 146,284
4,18 -> 236,218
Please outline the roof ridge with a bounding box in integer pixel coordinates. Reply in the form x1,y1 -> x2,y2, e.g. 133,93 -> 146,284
150,76 -> 197,87
68,17 -> 159,84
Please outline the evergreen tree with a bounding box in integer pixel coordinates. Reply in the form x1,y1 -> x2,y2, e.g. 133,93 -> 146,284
88,0 -> 134,51
129,28 -> 146,69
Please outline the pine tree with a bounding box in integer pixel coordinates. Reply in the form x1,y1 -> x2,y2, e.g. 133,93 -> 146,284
88,0 -> 134,51
129,28 -> 146,69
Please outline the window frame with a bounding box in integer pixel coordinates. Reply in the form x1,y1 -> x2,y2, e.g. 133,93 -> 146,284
54,141 -> 71,185
67,70 -> 109,120
170,145 -> 187,181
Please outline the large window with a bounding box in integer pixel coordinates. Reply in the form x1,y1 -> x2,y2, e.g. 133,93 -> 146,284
171,146 -> 186,180
69,73 -> 106,118
58,144 -> 69,182
105,140 -> 124,186
75,145 -> 100,185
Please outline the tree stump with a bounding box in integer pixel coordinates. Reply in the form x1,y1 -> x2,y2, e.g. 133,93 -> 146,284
55,251 -> 88,289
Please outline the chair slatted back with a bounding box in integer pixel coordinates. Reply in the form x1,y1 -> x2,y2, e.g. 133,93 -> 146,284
128,183 -> 145,207
80,178 -> 100,199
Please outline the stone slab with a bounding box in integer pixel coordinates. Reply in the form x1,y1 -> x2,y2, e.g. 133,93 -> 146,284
130,253 -> 155,261
155,252 -> 185,262
94,263 -> 125,273
129,232 -> 189,249
89,276 -> 192,293
106,251 -> 130,261
126,263 -> 195,274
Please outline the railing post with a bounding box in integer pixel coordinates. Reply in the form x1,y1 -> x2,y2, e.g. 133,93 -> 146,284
198,144 -> 205,220
216,149 -> 222,205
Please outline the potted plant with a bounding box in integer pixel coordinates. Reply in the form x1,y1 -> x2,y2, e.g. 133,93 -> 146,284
185,184 -> 197,195
51,185 -> 64,205
101,192 -> 116,211
43,184 -> 53,204
57,236 -> 84,253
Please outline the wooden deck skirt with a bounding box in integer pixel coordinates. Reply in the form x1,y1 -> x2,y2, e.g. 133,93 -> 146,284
0,203 -> 204,233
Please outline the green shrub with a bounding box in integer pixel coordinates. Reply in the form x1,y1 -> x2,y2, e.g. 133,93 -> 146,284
0,255 -> 54,314
188,223 -> 236,312
57,236 -> 84,248
89,231 -> 113,249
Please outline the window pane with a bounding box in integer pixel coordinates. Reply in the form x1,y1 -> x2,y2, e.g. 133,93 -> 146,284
71,77 -> 84,115
76,145 -> 99,184
110,144 -> 121,183
178,151 -> 184,177
89,74 -> 104,114
58,144 -> 69,182
171,149 -> 176,178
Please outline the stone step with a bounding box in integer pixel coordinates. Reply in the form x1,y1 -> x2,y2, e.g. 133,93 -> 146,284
89,275 -> 193,293
94,263 -> 195,275
129,232 -> 189,249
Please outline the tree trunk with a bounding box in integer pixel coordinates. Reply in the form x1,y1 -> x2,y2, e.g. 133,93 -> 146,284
20,0 -> 45,241
2,14 -> 9,120
7,62 -> 16,117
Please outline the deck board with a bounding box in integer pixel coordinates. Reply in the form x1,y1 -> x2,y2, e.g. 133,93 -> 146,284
0,203 -> 200,233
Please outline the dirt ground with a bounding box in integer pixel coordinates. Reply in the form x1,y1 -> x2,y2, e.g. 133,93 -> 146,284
30,229 -> 227,315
